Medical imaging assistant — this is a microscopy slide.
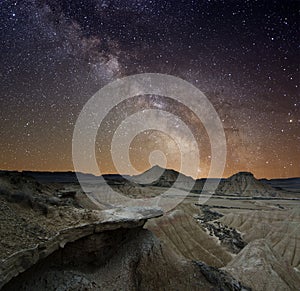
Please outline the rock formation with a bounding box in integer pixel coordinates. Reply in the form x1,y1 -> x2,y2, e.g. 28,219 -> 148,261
0,171 -> 249,290
215,172 -> 278,197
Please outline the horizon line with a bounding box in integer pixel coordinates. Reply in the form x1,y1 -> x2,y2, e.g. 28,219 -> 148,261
1,167 -> 299,181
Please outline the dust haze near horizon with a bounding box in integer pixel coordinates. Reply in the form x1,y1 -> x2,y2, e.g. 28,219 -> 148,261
0,1 -> 299,179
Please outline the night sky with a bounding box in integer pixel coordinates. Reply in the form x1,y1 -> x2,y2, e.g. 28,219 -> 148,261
0,0 -> 299,178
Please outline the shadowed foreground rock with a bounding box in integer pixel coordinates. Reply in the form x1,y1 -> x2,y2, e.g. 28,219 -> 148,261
0,204 -> 163,288
2,227 -> 250,291
1,203 -> 249,290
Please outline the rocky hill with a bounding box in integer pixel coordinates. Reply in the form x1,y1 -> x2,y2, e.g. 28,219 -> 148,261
133,165 -> 196,189
215,172 -> 279,197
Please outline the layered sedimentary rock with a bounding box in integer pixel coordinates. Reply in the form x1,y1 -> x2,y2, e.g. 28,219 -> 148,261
223,239 -> 300,291
0,171 -> 249,290
219,208 -> 300,269
147,208 -> 233,268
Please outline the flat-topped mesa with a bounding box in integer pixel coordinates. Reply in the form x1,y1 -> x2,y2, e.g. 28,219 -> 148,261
230,171 -> 254,178
216,171 -> 279,197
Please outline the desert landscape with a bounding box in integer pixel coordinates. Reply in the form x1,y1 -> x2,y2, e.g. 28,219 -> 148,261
1,1 -> 299,290
0,168 -> 299,290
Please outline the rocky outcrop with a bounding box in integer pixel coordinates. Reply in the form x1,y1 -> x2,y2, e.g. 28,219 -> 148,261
0,171 -> 250,290
0,205 -> 163,288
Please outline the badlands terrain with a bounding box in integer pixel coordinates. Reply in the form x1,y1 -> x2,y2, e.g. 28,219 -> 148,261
0,167 -> 299,290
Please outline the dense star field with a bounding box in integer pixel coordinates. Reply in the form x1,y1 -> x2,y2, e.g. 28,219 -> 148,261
0,0 -> 299,178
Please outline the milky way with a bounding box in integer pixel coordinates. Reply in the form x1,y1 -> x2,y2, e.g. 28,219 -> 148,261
0,0 -> 299,178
